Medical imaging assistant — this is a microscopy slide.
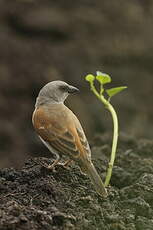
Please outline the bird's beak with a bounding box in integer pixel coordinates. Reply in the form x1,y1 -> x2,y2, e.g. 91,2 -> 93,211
68,85 -> 79,94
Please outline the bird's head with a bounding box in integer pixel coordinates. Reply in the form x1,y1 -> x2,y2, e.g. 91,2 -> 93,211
36,80 -> 79,107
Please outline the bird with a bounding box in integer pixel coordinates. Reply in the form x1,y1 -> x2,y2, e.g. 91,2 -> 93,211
32,80 -> 107,197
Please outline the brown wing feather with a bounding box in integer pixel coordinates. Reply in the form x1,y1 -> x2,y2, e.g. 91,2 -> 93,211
76,127 -> 91,157
32,106 -> 81,159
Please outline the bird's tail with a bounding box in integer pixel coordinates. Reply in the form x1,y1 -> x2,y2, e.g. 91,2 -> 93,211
82,160 -> 108,197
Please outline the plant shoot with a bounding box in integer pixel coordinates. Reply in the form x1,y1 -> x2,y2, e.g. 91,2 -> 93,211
85,71 -> 127,186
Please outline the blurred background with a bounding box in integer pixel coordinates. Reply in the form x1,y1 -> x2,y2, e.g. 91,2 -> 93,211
0,0 -> 153,168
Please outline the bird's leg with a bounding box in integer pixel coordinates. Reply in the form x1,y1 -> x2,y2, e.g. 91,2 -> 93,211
50,159 -> 73,169
38,136 -> 61,170
62,159 -> 73,168
38,153 -> 61,171
46,157 -> 61,170
39,158 -> 72,170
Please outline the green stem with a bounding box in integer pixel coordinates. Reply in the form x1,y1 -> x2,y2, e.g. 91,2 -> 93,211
104,103 -> 118,186
90,82 -> 119,187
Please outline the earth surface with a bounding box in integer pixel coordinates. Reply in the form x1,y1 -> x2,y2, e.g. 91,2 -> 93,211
1,134 -> 153,230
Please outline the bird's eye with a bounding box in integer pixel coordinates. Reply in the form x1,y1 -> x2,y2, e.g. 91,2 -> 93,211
59,85 -> 69,91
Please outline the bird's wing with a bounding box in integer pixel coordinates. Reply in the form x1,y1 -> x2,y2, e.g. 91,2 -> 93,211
75,125 -> 91,158
32,107 -> 91,160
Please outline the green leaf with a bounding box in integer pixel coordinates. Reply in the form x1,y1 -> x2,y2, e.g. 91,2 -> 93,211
96,72 -> 111,84
85,74 -> 95,83
96,71 -> 103,76
106,86 -> 127,98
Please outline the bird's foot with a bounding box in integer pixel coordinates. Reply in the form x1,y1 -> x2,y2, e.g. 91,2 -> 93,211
61,159 -> 73,169
35,158 -> 60,172
36,158 -> 73,171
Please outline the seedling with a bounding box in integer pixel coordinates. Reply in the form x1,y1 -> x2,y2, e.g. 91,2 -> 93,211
85,71 -> 127,186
